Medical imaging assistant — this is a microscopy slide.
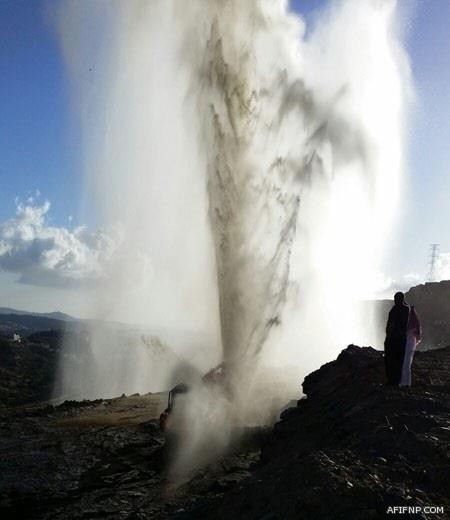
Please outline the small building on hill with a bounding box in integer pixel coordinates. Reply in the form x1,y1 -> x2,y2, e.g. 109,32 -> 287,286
0,332 -> 23,344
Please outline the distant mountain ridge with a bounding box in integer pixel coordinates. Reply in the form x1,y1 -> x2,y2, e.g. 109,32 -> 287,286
0,313 -> 72,336
0,307 -> 77,322
1,280 -> 448,347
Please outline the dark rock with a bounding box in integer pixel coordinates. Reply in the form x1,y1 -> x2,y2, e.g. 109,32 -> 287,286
2,344 -> 450,519
406,281 -> 450,350
185,345 -> 450,519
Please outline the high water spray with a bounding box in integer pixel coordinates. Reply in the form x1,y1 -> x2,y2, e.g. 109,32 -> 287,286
56,0 -> 411,468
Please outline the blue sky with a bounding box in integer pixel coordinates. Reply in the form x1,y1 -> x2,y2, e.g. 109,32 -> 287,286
0,0 -> 80,227
401,0 -> 450,271
0,0 -> 449,313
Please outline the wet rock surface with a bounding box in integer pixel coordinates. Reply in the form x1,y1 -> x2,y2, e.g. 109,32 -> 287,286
2,345 -> 450,519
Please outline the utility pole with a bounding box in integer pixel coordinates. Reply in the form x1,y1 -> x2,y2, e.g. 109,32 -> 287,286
427,244 -> 440,282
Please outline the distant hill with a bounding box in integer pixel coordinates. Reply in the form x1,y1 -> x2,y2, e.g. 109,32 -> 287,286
0,307 -> 83,337
0,313 -> 71,336
1,280 -> 447,347
0,307 -> 77,322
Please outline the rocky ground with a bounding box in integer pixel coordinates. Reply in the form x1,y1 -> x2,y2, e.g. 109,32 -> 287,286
1,345 -> 450,519
0,392 -> 269,519
189,346 -> 450,519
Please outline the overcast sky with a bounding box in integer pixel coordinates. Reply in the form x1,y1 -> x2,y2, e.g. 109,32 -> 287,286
0,0 -> 449,316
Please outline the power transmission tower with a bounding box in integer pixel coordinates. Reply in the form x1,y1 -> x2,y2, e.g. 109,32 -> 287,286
427,244 -> 440,282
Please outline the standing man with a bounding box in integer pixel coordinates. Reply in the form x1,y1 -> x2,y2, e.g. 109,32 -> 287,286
384,292 -> 410,386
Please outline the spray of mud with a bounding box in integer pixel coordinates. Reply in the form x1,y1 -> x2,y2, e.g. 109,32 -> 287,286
55,0 -> 412,474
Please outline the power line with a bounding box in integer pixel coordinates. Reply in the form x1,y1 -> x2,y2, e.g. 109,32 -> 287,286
427,243 -> 440,282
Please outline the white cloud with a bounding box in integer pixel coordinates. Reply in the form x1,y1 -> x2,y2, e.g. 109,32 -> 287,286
371,258 -> 450,300
0,200 -> 120,287
438,253 -> 450,280
370,271 -> 425,299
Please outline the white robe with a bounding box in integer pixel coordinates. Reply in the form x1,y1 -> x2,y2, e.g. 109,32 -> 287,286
400,331 -> 417,387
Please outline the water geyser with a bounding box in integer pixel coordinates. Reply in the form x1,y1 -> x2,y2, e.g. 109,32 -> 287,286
55,0 -> 411,440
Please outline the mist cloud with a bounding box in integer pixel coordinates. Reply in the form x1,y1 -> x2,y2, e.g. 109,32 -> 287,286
375,272 -> 423,298
438,253 -> 450,280
0,200 -> 119,287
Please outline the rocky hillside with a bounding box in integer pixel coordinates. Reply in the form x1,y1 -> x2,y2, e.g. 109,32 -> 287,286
406,280 -> 450,349
0,312 -> 71,336
0,337 -> 59,406
187,345 -> 450,519
1,345 -> 450,519
0,330 -> 85,406
372,280 -> 450,351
